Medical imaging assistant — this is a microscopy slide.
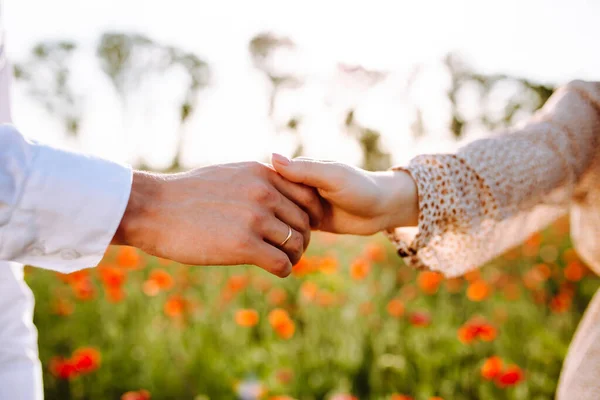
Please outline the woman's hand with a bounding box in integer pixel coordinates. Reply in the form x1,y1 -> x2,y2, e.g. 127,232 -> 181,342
272,154 -> 419,235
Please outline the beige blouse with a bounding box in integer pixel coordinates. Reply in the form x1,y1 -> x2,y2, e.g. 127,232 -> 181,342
386,80 -> 600,400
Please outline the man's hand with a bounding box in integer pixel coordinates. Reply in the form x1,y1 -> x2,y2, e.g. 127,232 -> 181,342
112,162 -> 323,277
271,154 -> 419,236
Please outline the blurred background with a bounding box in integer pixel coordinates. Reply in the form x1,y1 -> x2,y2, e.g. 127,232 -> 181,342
5,0 -> 600,399
7,0 -> 600,171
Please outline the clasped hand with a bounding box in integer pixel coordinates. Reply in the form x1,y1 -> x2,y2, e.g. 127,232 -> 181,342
113,156 -> 418,277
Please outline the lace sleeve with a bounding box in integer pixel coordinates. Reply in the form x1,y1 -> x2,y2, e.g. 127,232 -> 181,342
386,81 -> 600,277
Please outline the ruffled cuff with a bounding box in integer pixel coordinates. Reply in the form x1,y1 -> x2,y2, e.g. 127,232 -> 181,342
385,154 -> 500,277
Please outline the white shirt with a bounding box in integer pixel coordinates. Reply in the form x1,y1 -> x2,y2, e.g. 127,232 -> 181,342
0,47 -> 132,274
0,5 -> 131,399
0,123 -> 133,272
1,8 -> 43,400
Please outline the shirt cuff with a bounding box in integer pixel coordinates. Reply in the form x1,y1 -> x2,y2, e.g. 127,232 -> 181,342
4,142 -> 132,273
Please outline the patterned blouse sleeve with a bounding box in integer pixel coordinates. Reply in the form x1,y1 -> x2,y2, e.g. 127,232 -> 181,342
386,80 -> 600,277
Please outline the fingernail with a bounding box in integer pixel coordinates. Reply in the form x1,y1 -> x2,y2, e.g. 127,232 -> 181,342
272,153 -> 291,166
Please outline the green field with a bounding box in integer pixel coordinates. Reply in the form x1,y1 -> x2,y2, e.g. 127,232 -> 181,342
28,218 -> 598,400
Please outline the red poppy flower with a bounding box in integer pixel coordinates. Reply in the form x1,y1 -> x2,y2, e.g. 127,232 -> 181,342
481,356 -> 503,380
235,309 -> 260,327
496,365 -> 524,387
418,271 -> 443,294
121,390 -> 151,400
458,318 -> 497,343
350,258 -> 371,280
49,357 -> 78,380
71,347 -> 101,374
99,266 -> 126,288
409,312 -> 431,327
386,299 -> 405,318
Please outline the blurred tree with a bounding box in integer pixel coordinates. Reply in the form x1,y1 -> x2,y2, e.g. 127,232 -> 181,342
13,41 -> 81,137
13,32 -> 209,171
442,52 -> 555,138
249,32 -> 305,158
247,37 -> 555,170
249,32 -> 301,117
14,33 -> 555,172
249,33 -> 394,170
344,109 -> 392,171
338,64 -> 392,171
97,32 -> 210,170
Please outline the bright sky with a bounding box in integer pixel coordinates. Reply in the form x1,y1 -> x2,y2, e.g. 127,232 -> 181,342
5,0 -> 600,168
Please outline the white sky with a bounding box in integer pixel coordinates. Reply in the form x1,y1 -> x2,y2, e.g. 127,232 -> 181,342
5,0 -> 600,168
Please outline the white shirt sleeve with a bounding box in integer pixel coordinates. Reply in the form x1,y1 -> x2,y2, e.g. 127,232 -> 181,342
0,124 -> 132,273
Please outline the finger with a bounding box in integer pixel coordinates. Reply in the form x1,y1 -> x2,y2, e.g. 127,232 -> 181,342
271,153 -> 346,191
261,216 -> 305,264
269,172 -> 324,229
250,240 -> 293,278
273,193 -> 312,249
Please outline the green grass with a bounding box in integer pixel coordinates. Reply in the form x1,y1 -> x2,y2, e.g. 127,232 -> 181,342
26,222 -> 598,400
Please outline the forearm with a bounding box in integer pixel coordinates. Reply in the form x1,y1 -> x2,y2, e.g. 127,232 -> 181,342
111,171 -> 160,249
372,170 -> 419,230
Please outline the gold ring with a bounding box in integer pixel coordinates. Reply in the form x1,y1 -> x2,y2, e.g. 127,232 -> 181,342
279,225 -> 293,247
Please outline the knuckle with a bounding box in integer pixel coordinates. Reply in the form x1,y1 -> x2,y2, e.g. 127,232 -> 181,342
271,256 -> 291,278
246,208 -> 267,228
298,187 -> 317,205
299,211 -> 311,231
288,232 -> 304,254
235,232 -> 254,251
289,252 -> 302,267
249,183 -> 277,204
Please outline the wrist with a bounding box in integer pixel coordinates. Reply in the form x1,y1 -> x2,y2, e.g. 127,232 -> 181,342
112,171 -> 162,249
374,169 -> 419,230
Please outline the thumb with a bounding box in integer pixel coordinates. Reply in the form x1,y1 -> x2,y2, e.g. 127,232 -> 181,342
271,153 -> 344,191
